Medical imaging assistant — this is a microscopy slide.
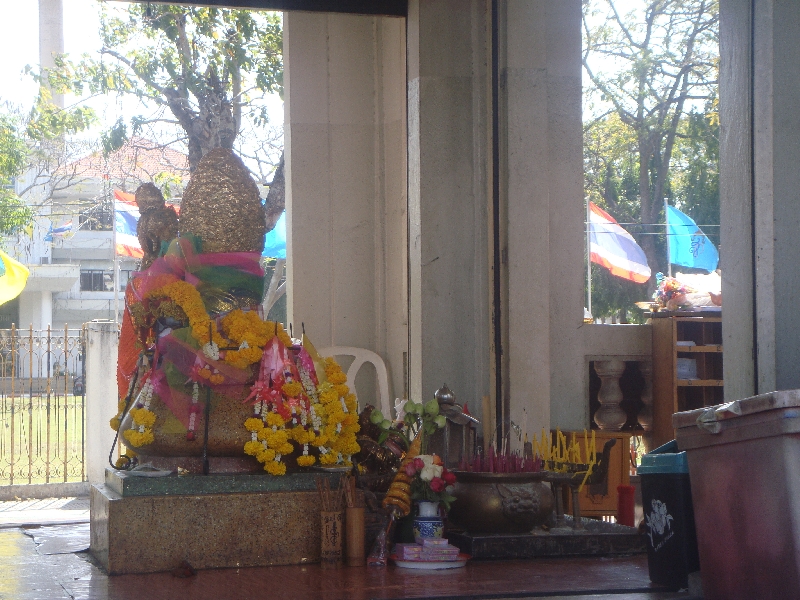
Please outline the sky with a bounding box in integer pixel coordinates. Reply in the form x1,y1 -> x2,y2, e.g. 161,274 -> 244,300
0,1 -> 101,109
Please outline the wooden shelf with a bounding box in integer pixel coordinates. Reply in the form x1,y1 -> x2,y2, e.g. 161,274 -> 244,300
677,379 -> 724,387
677,345 -> 723,353
652,313 -> 723,447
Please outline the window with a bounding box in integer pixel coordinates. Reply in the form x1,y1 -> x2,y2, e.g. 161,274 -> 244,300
80,270 -> 114,292
119,270 -> 134,291
79,201 -> 113,231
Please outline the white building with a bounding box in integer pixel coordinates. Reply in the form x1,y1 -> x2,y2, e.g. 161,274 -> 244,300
9,138 -> 189,331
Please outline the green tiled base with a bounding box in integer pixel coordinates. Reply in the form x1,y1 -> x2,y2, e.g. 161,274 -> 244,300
90,481 -> 326,574
105,467 -> 340,497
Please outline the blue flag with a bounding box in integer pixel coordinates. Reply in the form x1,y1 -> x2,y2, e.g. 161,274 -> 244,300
262,211 -> 286,259
666,205 -> 719,273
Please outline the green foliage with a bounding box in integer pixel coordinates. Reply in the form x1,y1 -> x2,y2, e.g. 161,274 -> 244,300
153,171 -> 184,200
44,4 -> 283,167
0,114 -> 34,237
0,116 -> 28,178
671,102 -> 720,248
24,90 -> 97,141
101,118 -> 128,156
0,190 -> 35,237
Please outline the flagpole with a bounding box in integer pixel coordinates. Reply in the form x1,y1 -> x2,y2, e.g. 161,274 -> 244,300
586,198 -> 592,320
664,198 -> 672,278
111,182 -> 120,326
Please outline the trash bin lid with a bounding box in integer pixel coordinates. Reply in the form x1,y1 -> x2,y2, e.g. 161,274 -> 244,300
638,439 -> 689,474
672,389 -> 800,430
672,389 -> 800,450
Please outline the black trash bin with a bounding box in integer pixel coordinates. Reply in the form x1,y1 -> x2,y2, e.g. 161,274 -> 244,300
638,440 -> 700,590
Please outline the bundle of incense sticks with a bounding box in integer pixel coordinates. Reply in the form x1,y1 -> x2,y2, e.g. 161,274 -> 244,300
458,446 -> 542,473
342,474 -> 364,509
315,475 -> 345,511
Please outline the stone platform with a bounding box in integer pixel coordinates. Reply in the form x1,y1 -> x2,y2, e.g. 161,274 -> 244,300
91,468 -> 341,575
448,517 -> 646,559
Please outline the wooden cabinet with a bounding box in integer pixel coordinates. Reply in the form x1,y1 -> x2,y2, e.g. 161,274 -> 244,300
559,430 -> 631,518
651,312 -> 723,447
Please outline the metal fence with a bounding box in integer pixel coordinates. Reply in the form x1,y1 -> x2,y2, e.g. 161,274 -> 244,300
0,325 -> 87,485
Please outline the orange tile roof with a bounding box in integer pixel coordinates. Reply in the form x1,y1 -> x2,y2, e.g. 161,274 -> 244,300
66,137 -> 189,182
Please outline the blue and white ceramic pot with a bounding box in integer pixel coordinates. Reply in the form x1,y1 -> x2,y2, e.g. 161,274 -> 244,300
413,501 -> 444,543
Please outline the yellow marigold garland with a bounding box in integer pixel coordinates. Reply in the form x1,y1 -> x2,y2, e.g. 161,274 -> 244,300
122,378 -> 156,448
238,345 -> 361,473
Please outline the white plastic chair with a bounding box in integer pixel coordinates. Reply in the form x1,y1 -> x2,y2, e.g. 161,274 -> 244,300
318,347 -> 392,418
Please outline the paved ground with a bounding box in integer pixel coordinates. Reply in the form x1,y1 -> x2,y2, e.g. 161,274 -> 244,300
0,497 -> 89,528
0,498 -> 702,600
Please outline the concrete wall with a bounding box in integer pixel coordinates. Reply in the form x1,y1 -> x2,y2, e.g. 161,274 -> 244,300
719,0 -> 755,401
283,12 -> 408,408
721,0 -> 800,396
85,321 -> 118,485
406,0 -> 491,412
501,1 -> 584,436
285,1 -> 587,433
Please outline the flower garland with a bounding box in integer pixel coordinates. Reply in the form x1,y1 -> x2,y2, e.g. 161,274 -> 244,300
318,357 -> 360,466
243,402 -> 295,475
187,382 -> 200,441
123,377 -> 156,447
146,280 -> 227,348
222,310 -> 274,369
239,344 -> 361,473
144,281 -> 292,372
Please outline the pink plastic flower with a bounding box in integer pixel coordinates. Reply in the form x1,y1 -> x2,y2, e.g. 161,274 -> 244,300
442,470 -> 456,486
404,461 -> 418,477
430,477 -> 446,493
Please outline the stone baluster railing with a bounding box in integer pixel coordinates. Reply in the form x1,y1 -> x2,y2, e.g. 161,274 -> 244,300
593,358 -> 627,431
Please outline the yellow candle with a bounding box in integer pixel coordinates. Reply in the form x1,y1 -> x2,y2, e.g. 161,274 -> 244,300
584,430 -> 589,464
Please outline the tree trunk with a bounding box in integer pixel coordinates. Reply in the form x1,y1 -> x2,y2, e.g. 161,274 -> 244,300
264,153 -> 285,233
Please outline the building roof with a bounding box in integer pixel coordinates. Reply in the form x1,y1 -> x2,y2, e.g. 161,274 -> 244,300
66,137 -> 189,183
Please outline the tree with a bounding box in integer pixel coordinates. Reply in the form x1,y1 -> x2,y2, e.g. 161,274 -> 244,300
0,114 -> 34,238
583,0 -> 719,283
46,3 -> 285,223
0,95 -> 97,242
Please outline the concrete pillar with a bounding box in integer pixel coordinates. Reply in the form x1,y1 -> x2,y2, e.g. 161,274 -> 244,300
406,0 -> 491,411
721,0 -> 800,395
18,292 -> 37,329
85,321 -> 118,485
38,0 -> 64,108
283,12 -> 408,408
501,1 -> 584,434
40,291 -> 52,330
719,0 -> 755,400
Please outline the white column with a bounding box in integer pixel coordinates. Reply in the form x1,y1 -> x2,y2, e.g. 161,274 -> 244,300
39,291 -> 52,330
593,359 -> 627,431
721,0 -> 800,395
503,1 -> 584,435
85,321 -> 119,485
283,12 -> 408,407
406,0 -> 491,407
38,0 -> 64,108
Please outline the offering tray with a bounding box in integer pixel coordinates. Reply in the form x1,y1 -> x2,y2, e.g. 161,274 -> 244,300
391,553 -> 470,570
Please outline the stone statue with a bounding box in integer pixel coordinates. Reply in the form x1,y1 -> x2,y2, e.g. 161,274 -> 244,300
134,183 -> 179,270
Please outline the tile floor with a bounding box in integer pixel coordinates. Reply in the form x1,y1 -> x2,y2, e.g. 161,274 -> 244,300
0,498 -> 700,600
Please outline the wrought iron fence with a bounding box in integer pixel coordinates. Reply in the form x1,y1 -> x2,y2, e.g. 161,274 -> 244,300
0,325 -> 87,485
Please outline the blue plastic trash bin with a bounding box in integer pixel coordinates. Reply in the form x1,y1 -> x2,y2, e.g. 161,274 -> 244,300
638,440 -> 700,590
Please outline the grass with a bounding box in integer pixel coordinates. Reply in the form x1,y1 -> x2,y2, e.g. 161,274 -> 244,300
0,393 -> 86,486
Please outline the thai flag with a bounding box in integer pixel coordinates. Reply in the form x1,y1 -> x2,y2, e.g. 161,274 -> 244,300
51,220 -> 73,236
114,190 -> 143,258
588,202 -> 651,283
44,220 -> 73,241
